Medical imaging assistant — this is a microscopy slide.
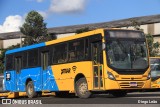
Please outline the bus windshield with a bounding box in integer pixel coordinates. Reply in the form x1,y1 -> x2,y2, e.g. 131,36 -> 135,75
150,58 -> 160,80
106,30 -> 148,70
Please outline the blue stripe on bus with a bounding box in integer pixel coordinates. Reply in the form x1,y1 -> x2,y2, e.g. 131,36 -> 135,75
4,66 -> 59,92
6,42 -> 45,55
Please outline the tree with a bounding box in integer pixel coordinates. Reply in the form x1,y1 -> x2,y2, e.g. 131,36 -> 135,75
0,49 -> 5,74
20,10 -> 48,45
146,34 -> 160,57
129,20 -> 142,31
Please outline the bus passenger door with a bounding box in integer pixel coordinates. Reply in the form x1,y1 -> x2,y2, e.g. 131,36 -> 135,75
15,57 -> 22,91
91,42 -> 104,90
41,51 -> 49,90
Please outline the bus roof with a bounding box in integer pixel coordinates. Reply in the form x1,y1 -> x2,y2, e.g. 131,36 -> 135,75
5,28 -> 143,55
6,42 -> 45,55
6,29 -> 104,55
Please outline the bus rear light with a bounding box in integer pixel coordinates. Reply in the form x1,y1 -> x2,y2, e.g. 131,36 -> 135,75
107,72 -> 115,80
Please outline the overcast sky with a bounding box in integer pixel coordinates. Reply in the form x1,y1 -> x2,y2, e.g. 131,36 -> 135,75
0,0 -> 160,33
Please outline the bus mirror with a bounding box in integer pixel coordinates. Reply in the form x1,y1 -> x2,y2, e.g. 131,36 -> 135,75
102,43 -> 106,50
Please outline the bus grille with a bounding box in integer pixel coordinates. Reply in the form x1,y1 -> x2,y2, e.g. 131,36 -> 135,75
119,82 -> 144,88
121,78 -> 144,81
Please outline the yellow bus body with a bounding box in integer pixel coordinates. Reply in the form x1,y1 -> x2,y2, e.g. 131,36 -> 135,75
45,29 -> 151,92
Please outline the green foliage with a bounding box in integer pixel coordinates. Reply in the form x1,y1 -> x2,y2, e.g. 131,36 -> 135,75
146,34 -> 160,57
129,20 -> 142,30
76,27 -> 90,34
20,10 -> 48,45
0,49 -> 5,74
0,62 -> 4,74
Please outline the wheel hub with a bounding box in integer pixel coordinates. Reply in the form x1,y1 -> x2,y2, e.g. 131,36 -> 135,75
28,85 -> 33,95
79,82 -> 88,95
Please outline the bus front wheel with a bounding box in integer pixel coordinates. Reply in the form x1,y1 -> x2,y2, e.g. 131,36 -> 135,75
75,78 -> 91,98
26,81 -> 37,98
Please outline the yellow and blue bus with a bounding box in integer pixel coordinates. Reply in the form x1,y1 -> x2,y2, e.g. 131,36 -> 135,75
4,29 -> 151,98
150,57 -> 160,89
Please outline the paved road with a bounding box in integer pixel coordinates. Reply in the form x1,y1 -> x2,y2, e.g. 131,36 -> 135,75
1,92 -> 159,104
37,92 -> 160,104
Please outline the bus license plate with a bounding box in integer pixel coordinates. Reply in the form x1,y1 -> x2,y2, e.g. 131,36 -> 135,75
130,82 -> 137,87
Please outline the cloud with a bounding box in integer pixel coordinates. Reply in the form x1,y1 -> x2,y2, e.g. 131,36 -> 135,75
38,11 -> 49,19
30,0 -> 88,18
49,0 -> 87,13
0,15 -> 24,33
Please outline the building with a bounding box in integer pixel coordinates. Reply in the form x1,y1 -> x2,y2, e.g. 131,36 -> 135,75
0,14 -> 160,50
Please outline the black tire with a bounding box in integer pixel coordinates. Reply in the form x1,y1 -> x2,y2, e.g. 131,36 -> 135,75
26,81 -> 37,98
75,78 -> 91,98
110,91 -> 127,97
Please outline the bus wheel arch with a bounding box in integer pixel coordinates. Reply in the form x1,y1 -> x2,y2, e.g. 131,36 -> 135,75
25,78 -> 37,98
74,74 -> 91,98
25,78 -> 32,87
74,73 -> 85,84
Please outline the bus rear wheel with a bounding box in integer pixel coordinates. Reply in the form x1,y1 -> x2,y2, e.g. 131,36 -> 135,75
26,81 -> 37,98
110,90 -> 127,97
75,78 -> 91,98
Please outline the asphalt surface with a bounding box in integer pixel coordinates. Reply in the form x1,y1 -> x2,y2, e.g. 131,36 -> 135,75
1,92 -> 160,104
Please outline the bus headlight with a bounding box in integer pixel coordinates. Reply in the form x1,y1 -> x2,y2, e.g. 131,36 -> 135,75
147,73 -> 151,80
107,72 -> 115,80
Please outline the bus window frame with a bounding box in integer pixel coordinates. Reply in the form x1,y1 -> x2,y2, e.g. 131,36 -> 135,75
51,37 -> 91,65
5,54 -> 14,71
105,32 -> 149,75
27,49 -> 39,68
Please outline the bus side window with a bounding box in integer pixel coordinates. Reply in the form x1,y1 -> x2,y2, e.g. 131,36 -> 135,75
6,54 -> 14,71
28,49 -> 38,67
15,57 -> 22,74
68,39 -> 84,62
85,39 -> 89,59
41,52 -> 49,70
53,43 -> 67,64
22,52 -> 28,68
76,39 -> 84,60
69,52 -> 76,61
68,41 -> 76,62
